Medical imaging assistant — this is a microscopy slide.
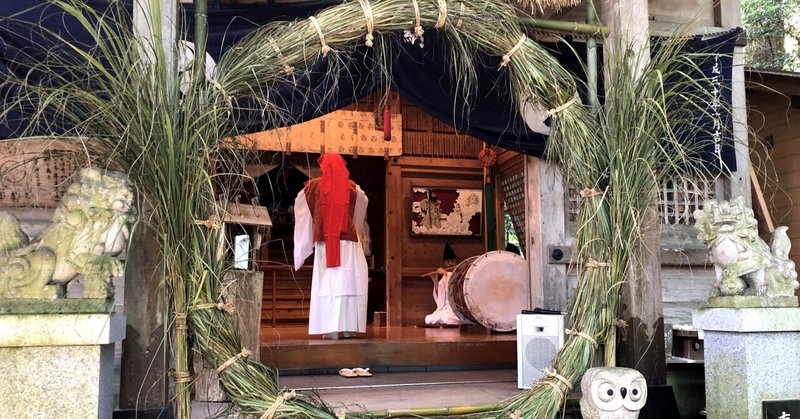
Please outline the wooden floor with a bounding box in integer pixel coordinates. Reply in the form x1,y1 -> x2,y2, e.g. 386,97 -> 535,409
259,325 -> 517,373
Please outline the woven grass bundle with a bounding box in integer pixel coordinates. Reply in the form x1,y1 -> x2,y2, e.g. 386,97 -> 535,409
1,0 -> 724,417
511,0 -> 582,13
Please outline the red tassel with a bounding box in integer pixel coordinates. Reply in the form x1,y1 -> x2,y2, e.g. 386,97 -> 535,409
383,103 -> 391,141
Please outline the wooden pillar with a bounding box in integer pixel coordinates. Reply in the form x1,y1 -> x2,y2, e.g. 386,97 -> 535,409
600,0 -> 667,385
525,156 -> 569,311
385,160 -> 403,326
194,271 -> 263,402
719,0 -> 752,205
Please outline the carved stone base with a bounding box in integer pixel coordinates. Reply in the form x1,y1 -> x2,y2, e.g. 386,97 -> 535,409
0,298 -> 113,314
707,295 -> 799,308
693,308 -> 800,419
0,313 -> 125,419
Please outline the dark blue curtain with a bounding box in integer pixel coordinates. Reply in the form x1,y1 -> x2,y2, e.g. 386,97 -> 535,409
0,0 -> 740,169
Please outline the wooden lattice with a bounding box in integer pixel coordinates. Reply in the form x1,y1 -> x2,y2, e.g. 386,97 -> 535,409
658,177 -> 715,226
567,176 -> 715,229
501,170 -> 526,255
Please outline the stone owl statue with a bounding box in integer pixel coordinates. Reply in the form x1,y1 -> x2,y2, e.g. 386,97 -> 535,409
579,367 -> 648,419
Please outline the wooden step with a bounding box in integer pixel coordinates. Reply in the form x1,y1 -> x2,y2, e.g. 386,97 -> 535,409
261,307 -> 310,317
260,265 -> 314,325
262,300 -> 310,310
263,291 -> 308,300
260,326 -> 517,371
261,310 -> 310,324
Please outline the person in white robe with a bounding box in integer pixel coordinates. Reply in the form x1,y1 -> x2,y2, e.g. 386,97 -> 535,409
424,267 -> 460,325
293,153 -> 369,339
424,243 -> 461,325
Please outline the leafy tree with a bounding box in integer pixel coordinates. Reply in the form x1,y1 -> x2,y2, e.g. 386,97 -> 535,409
741,0 -> 800,70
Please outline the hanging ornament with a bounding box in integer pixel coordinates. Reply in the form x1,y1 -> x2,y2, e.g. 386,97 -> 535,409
383,103 -> 392,141
478,147 -> 497,167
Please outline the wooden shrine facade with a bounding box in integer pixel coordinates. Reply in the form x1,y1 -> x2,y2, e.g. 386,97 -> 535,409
249,91 -> 527,328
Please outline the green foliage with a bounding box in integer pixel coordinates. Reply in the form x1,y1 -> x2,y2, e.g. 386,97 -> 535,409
741,0 -> 800,70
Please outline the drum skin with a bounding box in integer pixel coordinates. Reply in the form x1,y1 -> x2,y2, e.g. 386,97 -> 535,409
448,250 -> 529,331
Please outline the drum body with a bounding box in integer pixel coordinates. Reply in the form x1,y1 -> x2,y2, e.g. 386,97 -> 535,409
448,250 -> 529,331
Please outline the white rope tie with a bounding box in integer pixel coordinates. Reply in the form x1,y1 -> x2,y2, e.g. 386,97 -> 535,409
546,96 -> 579,117
357,0 -> 375,47
216,348 -> 252,374
584,259 -> 610,269
456,2 -> 465,28
207,78 -> 232,110
579,187 -> 601,198
194,214 -> 221,230
411,0 -> 424,36
500,34 -> 527,67
308,16 -> 331,57
435,0 -> 447,28
189,302 -> 235,314
565,328 -> 599,349
268,37 -> 294,74
259,390 -> 297,419
543,367 -> 573,400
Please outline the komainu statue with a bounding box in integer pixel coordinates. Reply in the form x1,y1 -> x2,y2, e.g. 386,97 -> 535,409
0,168 -> 134,300
694,197 -> 799,307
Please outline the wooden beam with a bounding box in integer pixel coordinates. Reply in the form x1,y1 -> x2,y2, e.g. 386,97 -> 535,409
750,168 -> 775,233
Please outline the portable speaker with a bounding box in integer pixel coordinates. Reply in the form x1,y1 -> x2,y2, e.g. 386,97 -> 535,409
516,313 -> 565,389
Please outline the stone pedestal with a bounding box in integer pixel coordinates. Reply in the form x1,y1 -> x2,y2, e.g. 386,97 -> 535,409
693,308 -> 800,419
0,312 -> 126,419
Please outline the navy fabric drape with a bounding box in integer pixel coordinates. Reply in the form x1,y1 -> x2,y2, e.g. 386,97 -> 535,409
0,0 -> 739,169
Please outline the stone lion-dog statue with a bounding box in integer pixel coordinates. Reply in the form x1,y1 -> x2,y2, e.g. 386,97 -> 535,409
694,197 -> 798,307
0,168 -> 134,300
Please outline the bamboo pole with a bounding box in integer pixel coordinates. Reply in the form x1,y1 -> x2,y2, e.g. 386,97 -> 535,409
367,403 -> 502,417
194,0 -> 208,80
585,0 -> 600,115
367,398 -> 582,417
516,17 -> 608,36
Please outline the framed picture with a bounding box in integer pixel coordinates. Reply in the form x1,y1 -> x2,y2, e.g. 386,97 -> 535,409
411,187 -> 482,236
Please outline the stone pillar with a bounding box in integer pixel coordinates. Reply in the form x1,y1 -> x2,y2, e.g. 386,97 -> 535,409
0,313 -> 126,419
694,308 -> 800,418
117,228 -> 170,417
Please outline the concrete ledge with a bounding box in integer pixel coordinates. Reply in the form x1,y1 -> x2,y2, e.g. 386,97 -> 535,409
693,307 -> 800,332
0,312 -> 126,347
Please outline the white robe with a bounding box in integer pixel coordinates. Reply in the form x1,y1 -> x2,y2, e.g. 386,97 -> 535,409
424,272 -> 461,325
293,187 -> 369,335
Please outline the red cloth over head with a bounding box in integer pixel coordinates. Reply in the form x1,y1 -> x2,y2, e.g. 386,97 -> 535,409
317,153 -> 351,268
